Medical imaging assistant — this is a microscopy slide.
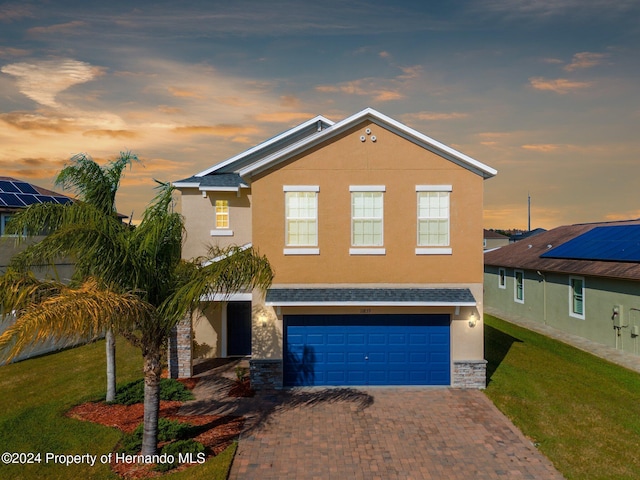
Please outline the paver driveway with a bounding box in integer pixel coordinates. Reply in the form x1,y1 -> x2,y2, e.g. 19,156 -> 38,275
227,387 -> 563,480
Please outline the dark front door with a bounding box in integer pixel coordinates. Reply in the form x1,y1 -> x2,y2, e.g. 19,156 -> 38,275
227,301 -> 252,356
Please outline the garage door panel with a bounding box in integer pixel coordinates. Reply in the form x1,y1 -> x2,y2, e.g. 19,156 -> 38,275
284,314 -> 450,386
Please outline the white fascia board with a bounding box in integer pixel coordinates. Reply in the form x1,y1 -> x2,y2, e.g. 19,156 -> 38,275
199,186 -> 239,192
172,181 -> 201,188
195,115 -> 334,177
200,292 -> 253,302
265,300 -> 477,307
202,243 -> 252,266
239,107 -> 497,179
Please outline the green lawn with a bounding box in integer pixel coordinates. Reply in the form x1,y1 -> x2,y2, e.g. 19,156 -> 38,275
485,314 -> 640,480
0,339 -> 235,480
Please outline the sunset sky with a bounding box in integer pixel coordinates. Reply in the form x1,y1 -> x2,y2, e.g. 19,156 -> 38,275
1,0 -> 638,229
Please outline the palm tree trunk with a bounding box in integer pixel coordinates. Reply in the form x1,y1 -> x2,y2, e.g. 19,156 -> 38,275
141,348 -> 162,456
105,328 -> 116,402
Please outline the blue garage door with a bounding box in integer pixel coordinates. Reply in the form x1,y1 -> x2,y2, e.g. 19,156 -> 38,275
284,314 -> 450,386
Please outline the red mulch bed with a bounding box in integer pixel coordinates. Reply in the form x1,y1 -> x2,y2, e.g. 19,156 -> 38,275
66,398 -> 244,478
228,378 -> 255,397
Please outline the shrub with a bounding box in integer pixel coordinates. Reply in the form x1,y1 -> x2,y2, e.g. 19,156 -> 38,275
118,418 -> 196,455
110,378 -> 194,405
154,439 -> 205,472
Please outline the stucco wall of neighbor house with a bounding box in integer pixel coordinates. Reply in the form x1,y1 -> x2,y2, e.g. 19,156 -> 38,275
180,189 -> 252,261
192,302 -> 222,359
485,267 -> 640,355
250,120 -> 485,285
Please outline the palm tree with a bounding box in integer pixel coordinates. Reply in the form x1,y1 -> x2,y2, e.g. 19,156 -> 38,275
4,152 -> 137,401
0,179 -> 273,455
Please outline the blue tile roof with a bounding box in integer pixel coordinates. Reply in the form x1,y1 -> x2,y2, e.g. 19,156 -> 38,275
541,225 -> 640,262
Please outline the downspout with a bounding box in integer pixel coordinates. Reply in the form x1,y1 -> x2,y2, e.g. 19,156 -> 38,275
537,271 -> 546,325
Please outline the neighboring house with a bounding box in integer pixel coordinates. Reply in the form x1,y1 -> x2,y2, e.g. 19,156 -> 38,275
0,176 -> 76,363
173,108 -> 497,388
483,229 -> 509,251
484,219 -> 640,356
509,228 -> 546,243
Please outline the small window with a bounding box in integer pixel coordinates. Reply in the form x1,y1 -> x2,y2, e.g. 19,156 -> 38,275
215,200 -> 229,229
351,190 -> 383,247
569,276 -> 585,319
0,214 -> 12,236
514,270 -> 524,303
498,268 -> 506,289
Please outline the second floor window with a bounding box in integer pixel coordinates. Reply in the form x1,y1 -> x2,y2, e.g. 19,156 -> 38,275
215,200 -> 229,228
351,189 -> 384,247
285,190 -> 318,246
417,190 -> 450,246
514,270 -> 524,303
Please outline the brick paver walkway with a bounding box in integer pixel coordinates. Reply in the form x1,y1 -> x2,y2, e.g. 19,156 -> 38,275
225,388 -> 563,480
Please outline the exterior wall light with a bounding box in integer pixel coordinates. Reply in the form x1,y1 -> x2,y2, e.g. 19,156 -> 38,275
258,312 -> 268,327
468,312 -> 477,328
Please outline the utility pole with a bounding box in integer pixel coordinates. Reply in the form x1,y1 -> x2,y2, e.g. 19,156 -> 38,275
528,192 -> 531,232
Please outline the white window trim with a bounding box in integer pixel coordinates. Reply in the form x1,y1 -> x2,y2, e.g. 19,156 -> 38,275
350,189 -> 384,248
416,185 -> 452,192
284,248 -> 320,255
415,247 -> 452,255
284,188 -> 319,248
569,276 -> 586,320
498,268 -> 506,289
349,185 -> 386,192
416,187 -> 451,249
514,269 -> 524,304
283,185 -> 320,192
210,229 -> 234,236
349,248 -> 386,255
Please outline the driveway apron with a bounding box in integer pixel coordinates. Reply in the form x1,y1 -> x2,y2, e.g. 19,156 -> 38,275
228,388 -> 563,480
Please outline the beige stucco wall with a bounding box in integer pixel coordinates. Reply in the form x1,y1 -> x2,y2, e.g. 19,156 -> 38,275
180,189 -> 252,261
250,120 -> 484,285
192,302 -> 223,359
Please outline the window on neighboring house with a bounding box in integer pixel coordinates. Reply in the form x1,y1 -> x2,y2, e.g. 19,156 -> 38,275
1,213 -> 13,236
569,276 -> 585,319
416,186 -> 451,255
350,187 -> 384,250
285,188 -> 318,248
215,200 -> 229,229
498,268 -> 506,289
514,270 -> 524,303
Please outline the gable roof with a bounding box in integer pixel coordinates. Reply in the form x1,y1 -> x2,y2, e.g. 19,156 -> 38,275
484,219 -> 640,281
173,108 -> 496,191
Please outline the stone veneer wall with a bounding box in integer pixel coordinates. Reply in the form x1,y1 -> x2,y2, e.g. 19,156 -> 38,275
250,359 -> 283,390
168,316 -> 193,378
452,360 -> 487,388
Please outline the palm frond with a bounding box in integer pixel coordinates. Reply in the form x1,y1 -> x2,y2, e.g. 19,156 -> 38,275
0,278 -> 153,362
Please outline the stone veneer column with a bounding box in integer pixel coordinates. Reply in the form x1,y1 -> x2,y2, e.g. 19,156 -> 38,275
249,359 -> 283,390
168,316 -> 193,378
452,360 -> 487,388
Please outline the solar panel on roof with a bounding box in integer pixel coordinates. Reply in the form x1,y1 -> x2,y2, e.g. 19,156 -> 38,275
0,192 -> 26,207
35,195 -> 55,203
541,225 -> 640,262
0,181 -> 20,193
16,194 -> 41,205
14,182 -> 39,194
54,196 -> 72,205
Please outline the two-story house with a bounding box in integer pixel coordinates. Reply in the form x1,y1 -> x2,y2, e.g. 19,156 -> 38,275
173,108 -> 497,388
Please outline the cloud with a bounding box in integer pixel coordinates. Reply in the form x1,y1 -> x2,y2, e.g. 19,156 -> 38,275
82,130 -> 139,139
0,47 -> 30,58
171,124 -> 260,139
604,210 -> 640,221
521,144 -> 561,152
0,112 -> 79,133
167,86 -> 205,99
1,59 -> 104,107
27,21 -> 88,36
0,2 -> 34,22
252,112 -> 316,123
406,111 -> 469,121
564,52 -> 608,71
529,77 -> 592,94
316,79 -> 404,102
